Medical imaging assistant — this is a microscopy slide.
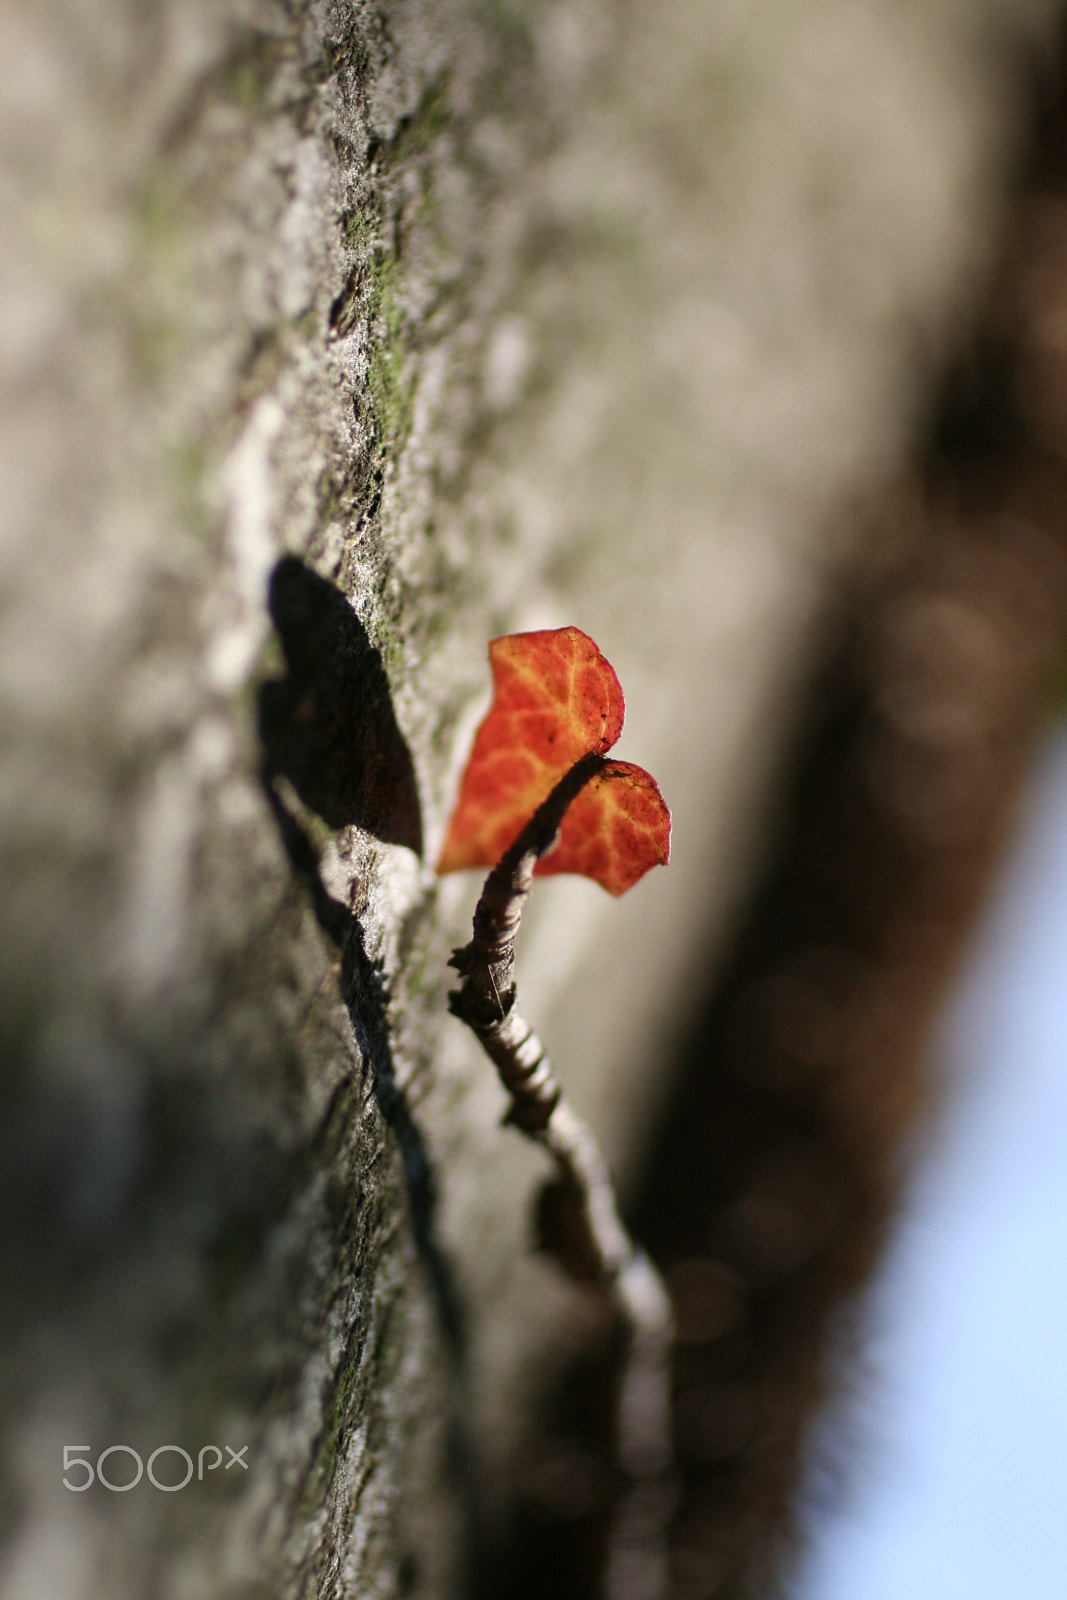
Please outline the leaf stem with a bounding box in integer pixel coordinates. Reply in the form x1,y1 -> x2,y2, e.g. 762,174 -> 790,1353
448,755 -> 676,1600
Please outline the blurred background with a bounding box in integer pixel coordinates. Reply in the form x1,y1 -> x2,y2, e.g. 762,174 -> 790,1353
494,10 -> 1067,1593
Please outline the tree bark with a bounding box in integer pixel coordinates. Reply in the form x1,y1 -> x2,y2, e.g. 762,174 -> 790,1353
0,2 -> 1059,1597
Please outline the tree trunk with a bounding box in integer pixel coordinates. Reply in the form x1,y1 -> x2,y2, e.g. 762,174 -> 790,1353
0,2 -> 1059,1597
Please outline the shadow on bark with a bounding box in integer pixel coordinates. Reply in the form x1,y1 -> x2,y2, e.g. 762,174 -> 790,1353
258,555 -> 423,855
260,749 -> 460,1352
257,556 -> 458,1336
258,561 -> 477,1586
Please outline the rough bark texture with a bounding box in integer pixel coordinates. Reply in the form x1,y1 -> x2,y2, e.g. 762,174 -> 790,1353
0,3 -> 1061,1598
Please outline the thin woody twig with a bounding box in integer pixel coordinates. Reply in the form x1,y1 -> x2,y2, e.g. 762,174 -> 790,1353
448,755 -> 676,1600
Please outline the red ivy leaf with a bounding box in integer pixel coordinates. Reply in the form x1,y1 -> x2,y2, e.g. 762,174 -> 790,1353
437,626 -> 670,895
534,758 -> 669,897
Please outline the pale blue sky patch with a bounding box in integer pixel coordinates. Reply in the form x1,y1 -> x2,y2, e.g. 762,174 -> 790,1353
793,724 -> 1067,1600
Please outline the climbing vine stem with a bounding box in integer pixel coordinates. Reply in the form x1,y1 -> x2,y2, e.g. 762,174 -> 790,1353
448,754 -> 676,1600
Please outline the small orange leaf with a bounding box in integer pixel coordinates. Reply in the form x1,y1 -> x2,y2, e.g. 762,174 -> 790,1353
437,626 -> 670,893
534,759 -> 671,896
438,626 -> 623,874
